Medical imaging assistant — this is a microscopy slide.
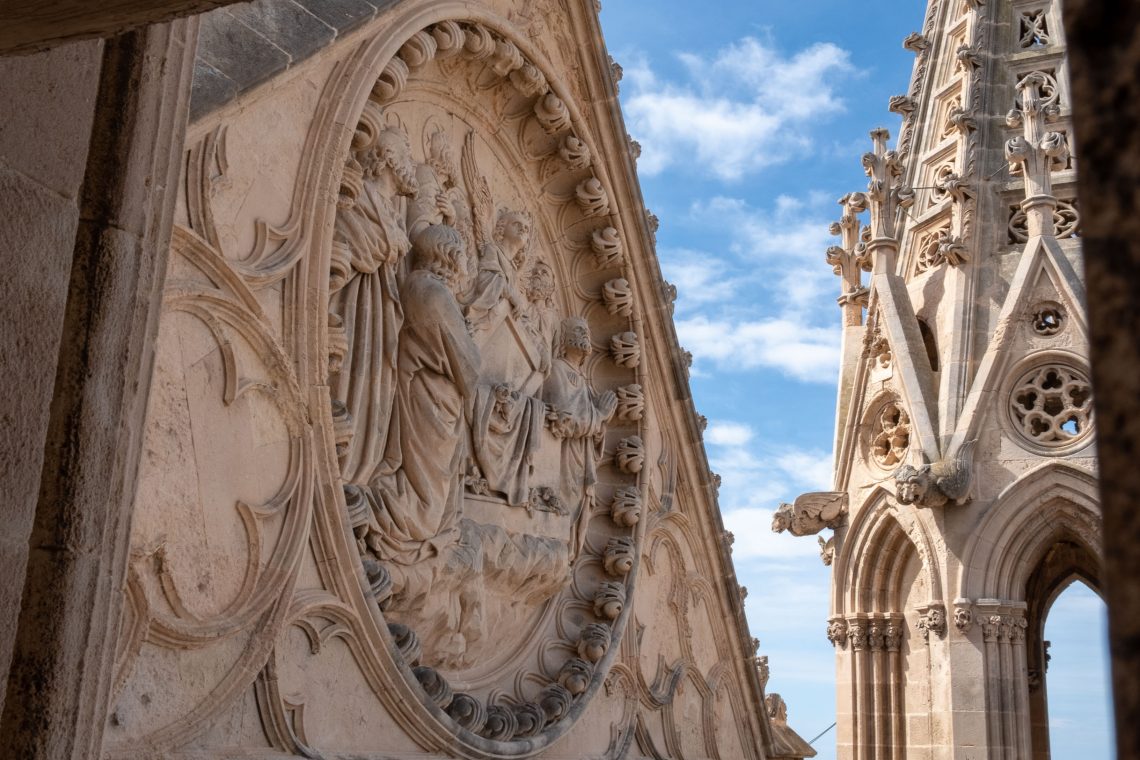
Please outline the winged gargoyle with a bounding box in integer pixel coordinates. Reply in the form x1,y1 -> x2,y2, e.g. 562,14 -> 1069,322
771,491 -> 848,537
894,440 -> 976,508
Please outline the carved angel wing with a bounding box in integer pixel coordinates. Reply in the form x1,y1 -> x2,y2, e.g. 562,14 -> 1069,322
461,130 -> 494,251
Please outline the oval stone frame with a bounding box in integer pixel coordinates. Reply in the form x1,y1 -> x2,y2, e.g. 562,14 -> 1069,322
298,9 -> 649,756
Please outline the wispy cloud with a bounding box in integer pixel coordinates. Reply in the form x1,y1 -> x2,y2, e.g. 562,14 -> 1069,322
624,37 -> 856,180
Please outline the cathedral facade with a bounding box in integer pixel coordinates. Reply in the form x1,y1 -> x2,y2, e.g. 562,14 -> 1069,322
0,1 -> 812,758
774,0 -> 1100,757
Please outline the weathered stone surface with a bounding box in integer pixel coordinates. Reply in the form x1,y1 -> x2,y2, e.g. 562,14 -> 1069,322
778,0 -> 1106,757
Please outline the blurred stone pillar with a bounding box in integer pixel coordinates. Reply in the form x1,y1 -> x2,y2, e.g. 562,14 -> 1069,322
1063,4 -> 1140,760
0,17 -> 198,758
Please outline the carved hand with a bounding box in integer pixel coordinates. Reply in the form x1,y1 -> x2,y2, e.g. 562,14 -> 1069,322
597,390 -> 618,419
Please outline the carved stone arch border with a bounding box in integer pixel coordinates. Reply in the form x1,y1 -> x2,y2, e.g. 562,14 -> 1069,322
282,4 -> 651,757
833,487 -> 943,617
960,461 -> 1101,603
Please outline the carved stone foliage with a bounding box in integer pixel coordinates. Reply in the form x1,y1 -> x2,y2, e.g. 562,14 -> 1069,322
112,13 -> 657,757
1008,362 -> 1094,450
916,604 -> 947,642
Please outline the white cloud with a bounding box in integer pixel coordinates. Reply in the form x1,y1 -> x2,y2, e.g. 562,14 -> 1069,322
706,421 -> 754,447
624,38 -> 855,180
676,315 -> 839,383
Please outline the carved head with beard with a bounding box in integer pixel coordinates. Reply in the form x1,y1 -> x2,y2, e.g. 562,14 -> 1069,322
366,127 -> 420,197
558,316 -> 591,364
524,260 -> 555,308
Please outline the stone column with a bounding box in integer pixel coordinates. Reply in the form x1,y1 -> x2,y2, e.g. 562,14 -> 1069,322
979,605 -> 1005,760
850,616 -> 872,760
0,18 -> 198,759
1010,613 -> 1031,758
885,616 -> 904,759
869,619 -> 888,760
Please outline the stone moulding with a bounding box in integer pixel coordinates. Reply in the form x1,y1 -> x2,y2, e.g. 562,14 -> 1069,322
107,4 -> 669,759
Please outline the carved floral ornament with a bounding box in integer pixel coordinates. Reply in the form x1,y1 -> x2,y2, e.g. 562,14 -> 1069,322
319,18 -> 655,749
116,15 -> 658,758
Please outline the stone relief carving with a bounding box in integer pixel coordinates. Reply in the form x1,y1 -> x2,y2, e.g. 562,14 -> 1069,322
321,15 -> 648,740
916,604 -> 947,642
771,491 -> 848,537
818,535 -> 836,566
870,399 -> 910,468
827,618 -> 849,648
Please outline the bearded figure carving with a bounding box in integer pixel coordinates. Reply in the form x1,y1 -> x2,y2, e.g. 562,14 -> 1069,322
543,315 -> 618,557
363,224 -> 480,566
331,106 -> 420,484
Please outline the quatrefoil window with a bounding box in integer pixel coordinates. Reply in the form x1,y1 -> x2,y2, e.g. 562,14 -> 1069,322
1009,363 -> 1093,449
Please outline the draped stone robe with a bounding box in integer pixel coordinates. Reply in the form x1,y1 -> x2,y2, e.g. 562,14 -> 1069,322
542,357 -> 612,557
366,269 -> 481,565
330,179 -> 410,485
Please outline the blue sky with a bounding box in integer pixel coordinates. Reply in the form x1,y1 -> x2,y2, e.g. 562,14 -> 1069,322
596,2 -> 1113,758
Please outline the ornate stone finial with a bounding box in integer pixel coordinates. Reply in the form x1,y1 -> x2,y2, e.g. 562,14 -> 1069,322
765,693 -> 788,725
827,192 -> 870,324
1005,72 -> 1068,236
771,491 -> 849,536
861,128 -> 913,252
755,655 -> 770,690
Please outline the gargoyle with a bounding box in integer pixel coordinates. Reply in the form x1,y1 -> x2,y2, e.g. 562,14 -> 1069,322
894,441 -> 975,508
771,491 -> 848,536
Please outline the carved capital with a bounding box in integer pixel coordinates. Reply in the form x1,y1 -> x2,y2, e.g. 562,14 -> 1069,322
916,604 -> 947,642
953,601 -> 973,635
827,618 -> 849,648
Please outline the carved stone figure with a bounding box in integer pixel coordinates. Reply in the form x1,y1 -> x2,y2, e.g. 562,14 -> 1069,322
771,491 -> 849,536
465,208 -> 533,333
895,441 -> 975,508
364,224 -> 480,565
543,316 -> 618,556
331,108 -> 419,485
818,535 -> 835,566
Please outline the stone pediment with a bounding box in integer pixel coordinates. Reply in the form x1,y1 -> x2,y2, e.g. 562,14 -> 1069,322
106,1 -> 791,758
